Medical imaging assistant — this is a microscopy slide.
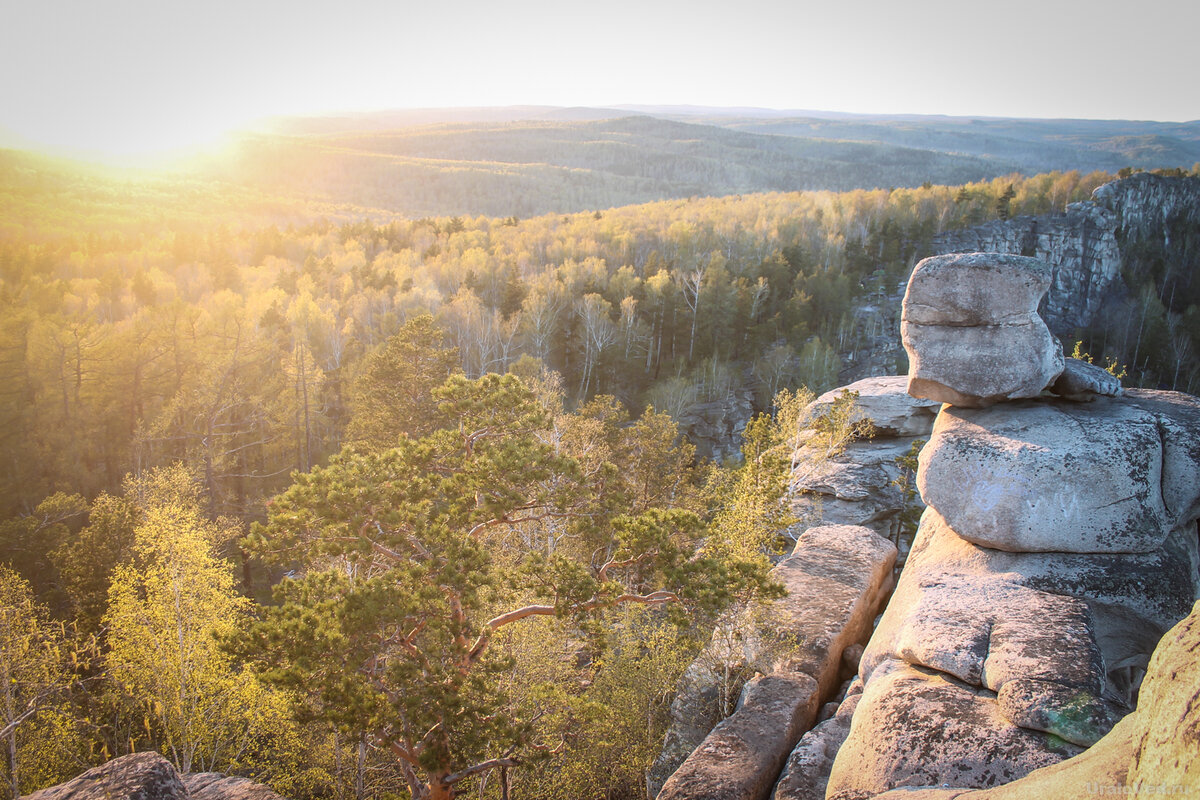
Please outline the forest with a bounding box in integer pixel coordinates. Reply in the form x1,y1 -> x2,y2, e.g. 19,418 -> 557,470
2,143 -> 1200,799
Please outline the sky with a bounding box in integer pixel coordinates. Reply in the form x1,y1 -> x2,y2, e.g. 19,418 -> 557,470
1,0 -> 1197,159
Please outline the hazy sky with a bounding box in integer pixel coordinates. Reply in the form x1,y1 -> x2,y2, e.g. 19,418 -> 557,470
2,0 -> 1196,157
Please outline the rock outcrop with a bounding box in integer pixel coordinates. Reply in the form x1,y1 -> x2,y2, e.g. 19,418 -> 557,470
824,250 -> 1200,799
25,754 -> 286,800
651,525 -> 895,799
185,774 -> 287,800
25,753 -> 188,800
789,376 -> 935,547
864,598 -> 1200,799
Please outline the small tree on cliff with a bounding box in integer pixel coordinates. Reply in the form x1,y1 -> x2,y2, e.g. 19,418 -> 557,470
237,373 -> 777,800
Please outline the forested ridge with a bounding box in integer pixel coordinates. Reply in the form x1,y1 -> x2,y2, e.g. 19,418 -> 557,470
2,145 -> 1199,799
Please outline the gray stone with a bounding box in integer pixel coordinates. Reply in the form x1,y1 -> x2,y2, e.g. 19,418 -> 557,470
857,570 -> 1113,746
825,659 -> 1082,800
808,377 -> 940,438
1122,388 -> 1200,530
916,398 -> 1168,553
26,753 -> 187,800
870,599 -> 1200,800
873,507 -> 1198,708
184,774 -> 287,800
1050,357 -> 1122,399
650,526 -> 895,796
902,322 -> 1063,407
657,673 -> 820,800
900,253 -> 1064,408
771,687 -> 862,800
901,253 -> 1052,327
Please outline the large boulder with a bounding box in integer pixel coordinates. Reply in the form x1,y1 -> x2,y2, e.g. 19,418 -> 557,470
916,398 -> 1168,553
184,774 -> 287,800
862,599 -> 1200,800
883,508 -> 1198,708
901,253 -> 1064,407
826,658 -> 1083,800
25,753 -> 187,800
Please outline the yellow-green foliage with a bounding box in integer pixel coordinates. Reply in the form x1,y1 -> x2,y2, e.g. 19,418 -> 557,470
103,470 -> 295,775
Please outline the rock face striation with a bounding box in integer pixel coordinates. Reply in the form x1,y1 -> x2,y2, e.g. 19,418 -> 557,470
651,525 -> 896,800
822,251 -> 1200,799
928,173 -> 1200,338
789,376 -> 936,548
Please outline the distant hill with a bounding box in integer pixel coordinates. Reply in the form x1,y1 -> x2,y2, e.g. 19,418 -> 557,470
201,107 -> 1200,218
203,115 -> 1008,217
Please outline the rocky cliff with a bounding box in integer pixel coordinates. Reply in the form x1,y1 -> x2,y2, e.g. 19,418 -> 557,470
928,173 -> 1200,338
822,252 -> 1200,799
654,250 -> 1200,800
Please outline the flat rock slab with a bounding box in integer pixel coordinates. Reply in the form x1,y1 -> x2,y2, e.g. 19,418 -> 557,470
658,673 -> 821,800
917,398 -> 1167,553
826,659 -> 1082,800
26,753 -> 187,800
1050,357 -> 1122,400
808,377 -> 941,438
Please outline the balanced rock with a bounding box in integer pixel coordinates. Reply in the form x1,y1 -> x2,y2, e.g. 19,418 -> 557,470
901,253 -> 1064,407
916,397 -> 1169,553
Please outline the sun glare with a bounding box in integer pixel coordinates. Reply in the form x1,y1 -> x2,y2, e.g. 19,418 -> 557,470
5,111 -> 256,167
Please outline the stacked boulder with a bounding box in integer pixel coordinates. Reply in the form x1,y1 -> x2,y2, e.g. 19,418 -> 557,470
823,253 -> 1200,799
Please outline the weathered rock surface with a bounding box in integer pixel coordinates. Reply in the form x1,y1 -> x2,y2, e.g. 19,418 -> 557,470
884,508 -> 1198,708
185,773 -> 287,800
826,658 -> 1083,800
928,202 -> 1121,336
790,378 -> 930,548
771,685 -> 862,800
657,673 -> 820,800
862,599 -> 1200,800
901,253 -> 1064,407
916,398 -> 1168,553
650,526 -> 895,798
807,377 -> 941,438
1049,356 -> 1123,400
26,753 -> 187,800
902,252 -> 1053,327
